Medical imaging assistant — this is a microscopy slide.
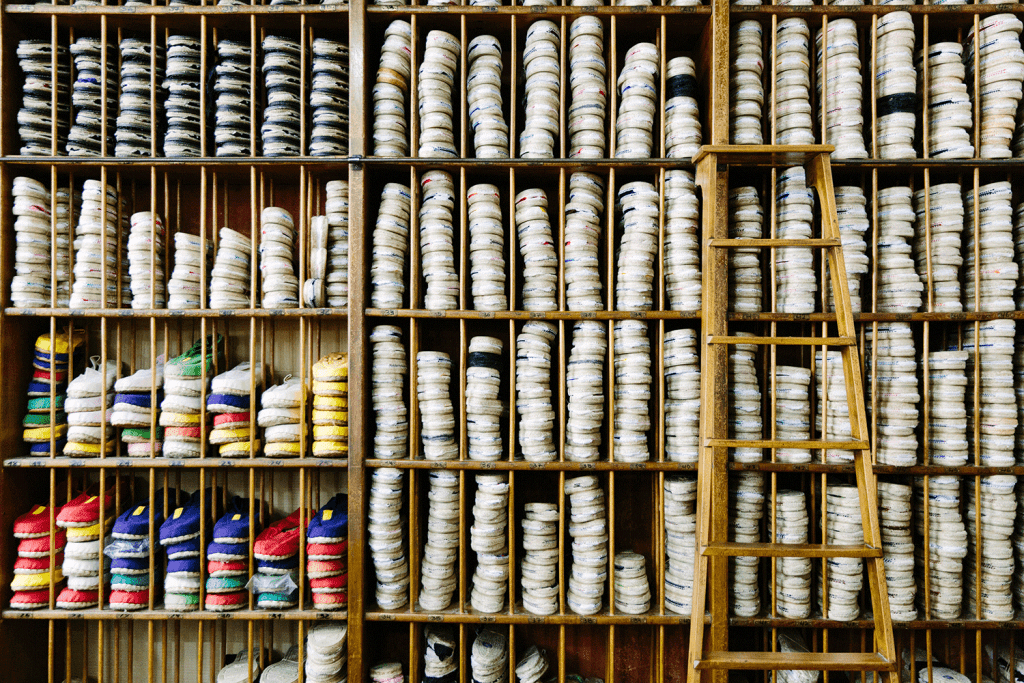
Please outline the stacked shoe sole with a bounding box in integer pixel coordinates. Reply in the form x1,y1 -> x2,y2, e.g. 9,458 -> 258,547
664,329 -> 700,463
816,19 -> 868,158
307,496 -> 349,611
11,177 -> 69,308
166,231 -> 210,310
565,321 -> 606,462
966,15 -> 1024,159
613,551 -> 651,614
369,468 -> 409,610
70,180 -> 129,308
112,361 -> 164,457
467,183 -> 507,311
520,502 -> 558,615
914,475 -> 965,620
467,35 -> 509,159
310,39 -> 350,157
964,181 -> 1017,312
875,186 -> 924,312
516,321 -> 557,462
372,20 -> 411,157
566,475 -> 608,615
312,352 -> 349,458
665,57 -> 702,158
964,319 -> 1017,466
259,376 -> 306,459
925,351 -> 969,466
866,322 -> 920,466
214,39 -> 256,157
519,21 -> 560,158
878,481 -> 916,621
115,38 -> 164,157
612,320 -> 651,462
370,325 -> 408,460
663,475 -> 697,615
10,504 -> 66,610
730,21 -> 763,144
261,207 -> 299,308
918,42 -> 973,159
261,35 -> 301,156
515,188 -> 557,311
417,351 -> 456,461
874,12 -> 917,159
965,475 -> 1017,620
17,39 -> 69,155
773,489 -> 810,618
664,171 -> 702,311
127,211 -> 166,308
57,505 -> 112,609
466,336 -> 503,461
470,473 -> 510,613
564,172 -> 604,311
615,181 -> 658,311
471,629 -> 508,683
209,227 -> 252,309
371,183 -> 411,308
567,17 -> 606,159
418,31 -> 460,158
830,185 -> 870,312
208,362 -> 262,458
204,500 -> 252,612
728,187 -> 763,312
306,624 -> 348,683
818,484 -> 863,620
729,336 -> 762,463
67,37 -> 115,156
774,167 -> 816,313
64,359 -> 116,458
163,34 -> 202,157
913,182 -> 964,311
419,170 -> 458,310
772,365 -> 812,464
418,470 -> 459,610
773,19 -> 814,145
325,180 -> 350,308
614,42 -> 658,158
729,471 -> 764,616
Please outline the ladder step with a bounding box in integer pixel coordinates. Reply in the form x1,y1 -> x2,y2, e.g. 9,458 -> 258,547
705,438 -> 869,450
691,144 -> 835,168
701,542 -> 882,558
694,652 -> 895,672
707,335 -> 856,347
708,238 -> 842,249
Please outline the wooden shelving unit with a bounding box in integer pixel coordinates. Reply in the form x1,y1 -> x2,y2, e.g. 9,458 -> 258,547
1,0 -> 1023,680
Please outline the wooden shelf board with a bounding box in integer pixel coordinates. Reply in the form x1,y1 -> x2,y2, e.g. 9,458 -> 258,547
7,2 -> 348,12
4,308 -> 347,319
3,457 -> 349,469
366,4 -> 711,15
2,608 -> 348,621
363,458 -> 699,471
365,308 -> 701,320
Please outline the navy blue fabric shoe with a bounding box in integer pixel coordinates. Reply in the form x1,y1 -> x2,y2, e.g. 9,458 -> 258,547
213,496 -> 257,543
256,555 -> 300,573
206,393 -> 250,413
307,495 -> 347,543
165,538 -> 202,559
113,488 -> 178,540
111,556 -> 151,575
207,540 -> 248,561
166,557 -> 202,577
159,488 -> 218,545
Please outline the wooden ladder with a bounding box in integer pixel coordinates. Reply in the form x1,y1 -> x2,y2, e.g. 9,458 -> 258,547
687,145 -> 896,683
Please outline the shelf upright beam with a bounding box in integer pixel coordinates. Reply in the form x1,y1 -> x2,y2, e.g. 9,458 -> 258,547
348,0 -> 367,673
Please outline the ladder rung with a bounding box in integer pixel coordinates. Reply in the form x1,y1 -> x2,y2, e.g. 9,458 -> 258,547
701,542 -> 882,558
691,144 -> 835,168
707,335 -> 856,347
695,652 -> 895,672
705,438 -> 869,450
708,238 -> 842,249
